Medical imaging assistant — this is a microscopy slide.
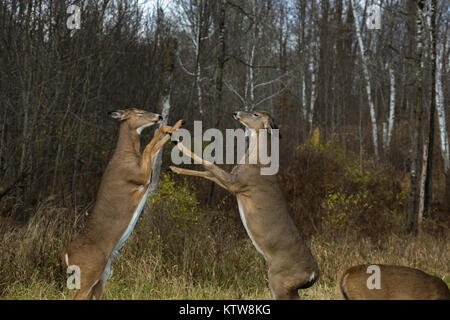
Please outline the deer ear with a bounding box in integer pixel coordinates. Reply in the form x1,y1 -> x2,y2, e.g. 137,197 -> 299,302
265,118 -> 282,138
108,110 -> 127,121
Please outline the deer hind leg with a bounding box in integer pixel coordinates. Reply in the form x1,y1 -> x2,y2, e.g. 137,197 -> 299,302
71,265 -> 104,300
65,248 -> 107,300
88,258 -> 112,300
268,270 -> 301,300
71,277 -> 100,300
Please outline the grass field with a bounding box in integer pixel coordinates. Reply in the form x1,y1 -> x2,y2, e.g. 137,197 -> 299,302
2,222 -> 448,300
1,148 -> 449,300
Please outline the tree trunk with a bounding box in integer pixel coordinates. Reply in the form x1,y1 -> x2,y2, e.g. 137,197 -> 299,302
149,37 -> 178,194
417,140 -> 428,231
309,39 -> 316,135
207,0 -> 227,207
0,104 -> 7,178
196,0 -> 208,116
423,0 -> 436,218
386,65 -> 396,150
407,0 -> 425,234
435,45 -> 450,209
350,0 -> 379,161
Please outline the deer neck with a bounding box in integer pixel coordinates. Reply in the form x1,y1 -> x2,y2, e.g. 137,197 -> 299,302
114,123 -> 141,157
244,129 -> 269,166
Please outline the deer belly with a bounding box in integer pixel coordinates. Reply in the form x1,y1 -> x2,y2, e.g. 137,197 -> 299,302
112,187 -> 150,254
236,199 -> 266,259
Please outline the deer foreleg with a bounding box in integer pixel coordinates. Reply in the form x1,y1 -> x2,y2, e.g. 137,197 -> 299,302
143,125 -> 172,154
175,142 -> 242,192
148,120 -> 184,164
168,166 -> 227,190
202,162 -> 242,192
140,120 -> 184,181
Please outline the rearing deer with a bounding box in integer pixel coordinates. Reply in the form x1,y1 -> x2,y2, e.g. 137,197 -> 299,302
168,111 -> 319,299
62,108 -> 183,300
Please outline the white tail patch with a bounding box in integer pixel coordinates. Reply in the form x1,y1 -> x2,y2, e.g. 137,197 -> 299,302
309,272 -> 316,282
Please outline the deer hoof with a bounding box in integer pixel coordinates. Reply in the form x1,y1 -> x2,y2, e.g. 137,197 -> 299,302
166,167 -> 173,173
181,120 -> 186,126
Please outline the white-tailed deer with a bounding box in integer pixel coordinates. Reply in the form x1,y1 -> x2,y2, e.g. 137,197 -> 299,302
62,108 -> 183,300
168,111 -> 319,299
340,264 -> 450,300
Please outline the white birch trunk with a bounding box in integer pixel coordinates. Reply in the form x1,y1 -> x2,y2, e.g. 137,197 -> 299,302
407,0 -> 425,233
249,43 -> 255,109
246,0 -> 257,111
309,52 -> 316,133
196,61 -> 203,115
386,66 -> 396,149
302,73 -> 307,121
195,2 -> 203,115
436,46 -> 449,172
149,36 -> 177,193
417,140 -> 428,229
351,0 -> 379,160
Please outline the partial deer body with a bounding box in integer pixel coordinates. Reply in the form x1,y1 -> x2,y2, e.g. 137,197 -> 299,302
169,111 -> 319,299
340,264 -> 450,300
62,108 -> 183,300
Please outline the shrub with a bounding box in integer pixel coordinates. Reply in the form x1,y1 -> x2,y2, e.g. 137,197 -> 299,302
281,134 -> 406,240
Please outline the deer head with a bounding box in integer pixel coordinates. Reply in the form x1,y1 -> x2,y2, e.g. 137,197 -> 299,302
109,108 -> 163,135
233,110 -> 281,138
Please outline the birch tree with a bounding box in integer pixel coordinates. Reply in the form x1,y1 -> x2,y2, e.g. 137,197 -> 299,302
309,44 -> 317,134
436,46 -> 449,176
176,0 -> 212,116
350,0 -> 379,160
225,0 -> 288,112
207,0 -> 227,207
385,65 -> 396,150
422,0 -> 437,219
149,37 -> 178,193
407,0 -> 425,233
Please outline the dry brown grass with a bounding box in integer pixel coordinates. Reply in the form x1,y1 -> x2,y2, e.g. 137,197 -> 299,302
0,192 -> 448,300
0,145 -> 448,300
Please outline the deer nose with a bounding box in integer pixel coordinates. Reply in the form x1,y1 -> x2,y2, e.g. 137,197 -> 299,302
158,115 -> 163,120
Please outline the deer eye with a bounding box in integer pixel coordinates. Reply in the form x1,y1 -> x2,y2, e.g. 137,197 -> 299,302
252,113 -> 259,118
